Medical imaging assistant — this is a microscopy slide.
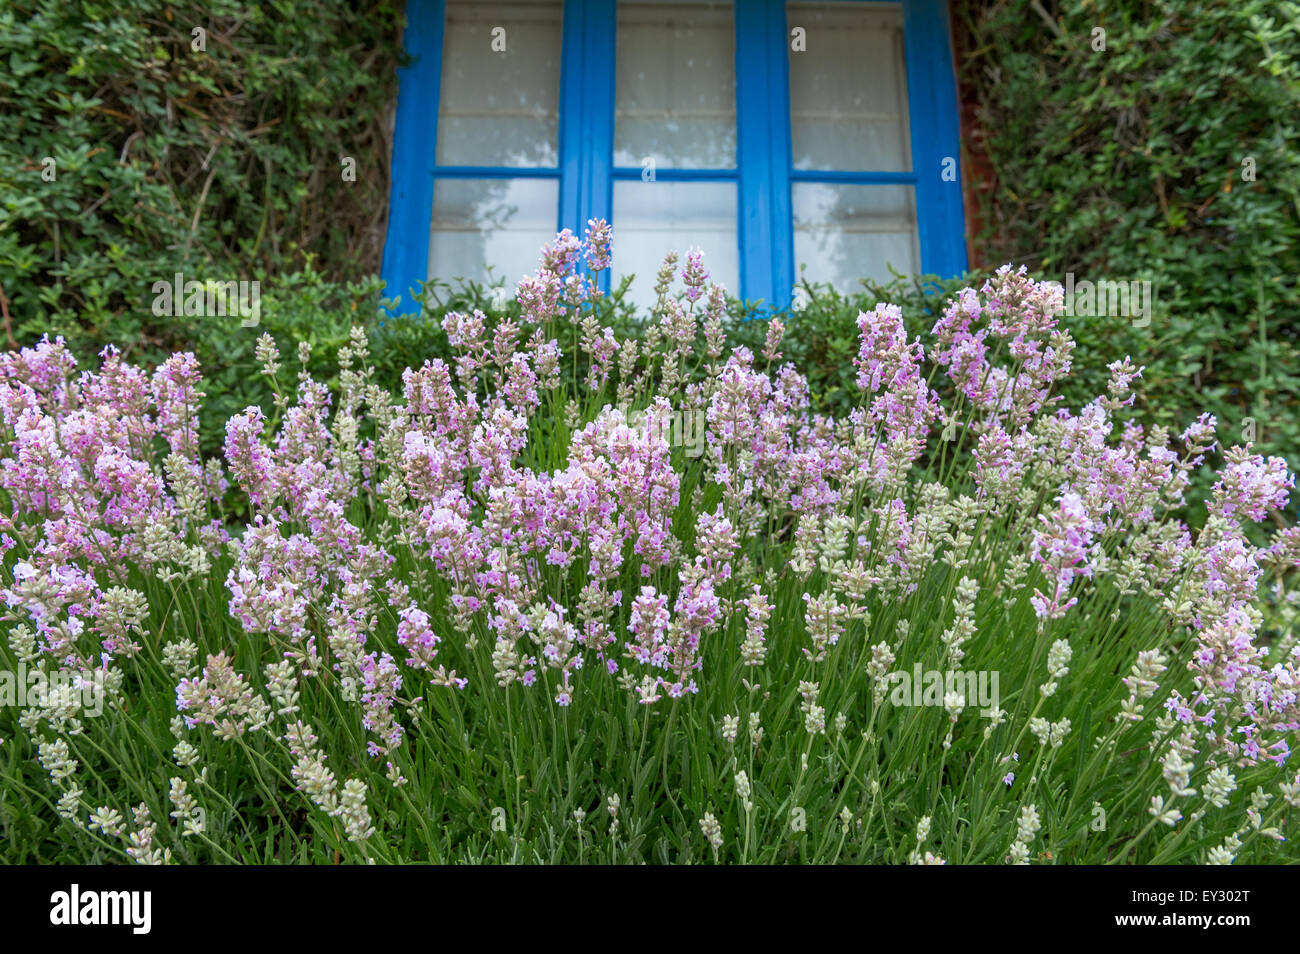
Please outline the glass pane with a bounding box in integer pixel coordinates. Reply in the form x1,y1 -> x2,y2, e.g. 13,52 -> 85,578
436,1 -> 562,167
428,178 -> 559,284
787,2 -> 911,171
615,1 -> 736,169
612,180 -> 739,310
792,183 -> 919,288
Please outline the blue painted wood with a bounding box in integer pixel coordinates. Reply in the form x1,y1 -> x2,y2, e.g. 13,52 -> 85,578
735,0 -> 792,309
558,0 -> 616,290
559,0 -> 616,233
381,0 -> 445,316
764,0 -> 795,310
584,0 -> 617,293
583,0 -> 617,234
558,0 -> 587,234
902,0 -> 967,279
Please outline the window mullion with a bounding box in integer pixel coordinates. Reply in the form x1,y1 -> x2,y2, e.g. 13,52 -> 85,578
901,0 -> 966,278
558,0 -> 585,234
559,0 -> 616,236
382,0 -> 446,314
736,0 -> 792,310
585,0 -> 616,295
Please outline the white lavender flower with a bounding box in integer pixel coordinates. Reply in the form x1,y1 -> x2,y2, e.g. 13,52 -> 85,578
1119,649 -> 1167,722
1279,773 -> 1300,809
799,682 -> 826,735
1149,795 -> 1182,827
173,739 -> 200,770
89,805 -> 124,838
1162,748 -> 1197,798
338,778 -> 374,844
607,793 -> 621,836
56,786 -> 84,826
1207,833 -> 1242,865
37,738 -> 78,783
735,770 -> 753,812
943,689 -> 965,722
720,714 -> 740,744
126,803 -> 172,865
1006,803 -> 1041,865
264,659 -> 300,717
699,811 -> 723,852
168,776 -> 204,836
867,641 -> 896,705
941,576 -> 979,666
1039,638 -> 1072,697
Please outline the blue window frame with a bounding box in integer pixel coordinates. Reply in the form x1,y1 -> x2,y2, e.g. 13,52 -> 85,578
383,0 -> 965,314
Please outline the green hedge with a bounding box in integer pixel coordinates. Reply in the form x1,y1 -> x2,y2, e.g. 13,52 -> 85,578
0,0 -> 401,362
956,0 -> 1300,470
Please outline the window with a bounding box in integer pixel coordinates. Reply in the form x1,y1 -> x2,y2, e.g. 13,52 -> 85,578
384,0 -> 964,313
787,4 -> 911,173
612,1 -> 739,308
787,3 -> 919,290
613,1 -> 736,168
427,1 -> 563,285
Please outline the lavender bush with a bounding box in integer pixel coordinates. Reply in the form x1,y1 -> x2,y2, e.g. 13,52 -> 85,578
1,222 -> 1297,864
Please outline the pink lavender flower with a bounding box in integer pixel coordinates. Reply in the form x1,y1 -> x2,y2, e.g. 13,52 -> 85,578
1212,448 -> 1294,523
584,218 -> 612,272
681,248 -> 709,303
540,228 -> 583,274
627,585 -> 670,669
854,303 -> 938,444
1030,492 -> 1098,620
396,603 -> 441,671
175,652 -> 269,738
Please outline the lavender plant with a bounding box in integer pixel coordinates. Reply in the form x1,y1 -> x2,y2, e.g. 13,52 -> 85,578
1,222 -> 1297,864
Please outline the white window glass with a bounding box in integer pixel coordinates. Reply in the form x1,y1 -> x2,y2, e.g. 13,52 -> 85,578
428,178 -> 559,284
615,1 -> 736,169
612,180 -> 739,310
436,1 -> 563,168
787,2 -> 911,172
792,183 -> 919,288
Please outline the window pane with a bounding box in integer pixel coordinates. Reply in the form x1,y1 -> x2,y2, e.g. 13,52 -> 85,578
428,178 -> 559,284
792,183 -> 918,287
612,180 -> 739,310
436,1 -> 562,167
615,1 -> 736,169
787,2 -> 910,171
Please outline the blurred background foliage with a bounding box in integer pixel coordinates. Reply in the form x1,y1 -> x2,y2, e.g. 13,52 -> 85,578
1,0 -> 1295,480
